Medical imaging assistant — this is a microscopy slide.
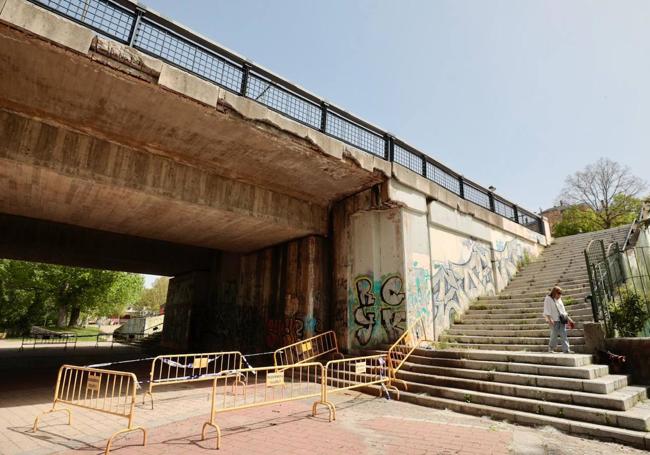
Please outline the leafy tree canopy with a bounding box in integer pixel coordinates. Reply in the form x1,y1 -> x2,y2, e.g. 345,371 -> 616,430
0,260 -> 144,332
135,276 -> 169,314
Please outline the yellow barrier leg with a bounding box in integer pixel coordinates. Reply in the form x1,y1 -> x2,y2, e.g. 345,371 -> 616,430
33,407 -> 72,432
386,384 -> 400,400
142,390 -> 154,409
202,421 -> 222,450
312,400 -> 336,422
105,426 -> 146,455
390,378 -> 408,391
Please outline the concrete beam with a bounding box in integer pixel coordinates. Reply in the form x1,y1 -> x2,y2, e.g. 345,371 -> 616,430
0,109 -> 327,252
0,213 -> 216,276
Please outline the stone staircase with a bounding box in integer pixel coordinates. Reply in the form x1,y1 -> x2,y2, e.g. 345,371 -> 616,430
441,224 -> 630,353
364,226 -> 650,448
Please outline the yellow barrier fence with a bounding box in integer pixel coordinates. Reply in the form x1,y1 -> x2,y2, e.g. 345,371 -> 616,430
324,354 -> 400,405
144,351 -> 245,408
201,362 -> 334,449
273,330 -> 341,367
33,364 -> 146,455
387,317 -> 432,390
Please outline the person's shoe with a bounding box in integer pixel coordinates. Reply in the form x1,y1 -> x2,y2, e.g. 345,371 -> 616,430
548,348 -> 554,353
562,350 -> 575,354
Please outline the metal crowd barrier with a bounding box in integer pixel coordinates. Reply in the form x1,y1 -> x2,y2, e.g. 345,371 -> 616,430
324,354 -> 399,405
387,317 -> 433,390
143,351 -> 245,408
201,362 -> 334,449
20,332 -> 77,351
273,330 -> 341,367
33,364 -> 146,455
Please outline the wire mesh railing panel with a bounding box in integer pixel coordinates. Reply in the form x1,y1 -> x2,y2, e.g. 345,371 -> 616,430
246,75 -> 321,128
494,198 -> 515,221
463,183 -> 491,210
325,112 -> 385,158
394,144 -> 423,174
134,20 -> 243,92
36,0 -> 134,42
425,162 -> 461,195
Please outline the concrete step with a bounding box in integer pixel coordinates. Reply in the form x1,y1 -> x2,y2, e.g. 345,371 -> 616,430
505,281 -> 590,292
498,290 -> 589,299
469,302 -> 591,311
477,294 -> 588,303
391,380 -> 650,432
443,343 -> 587,352
459,315 -> 593,324
463,307 -> 592,318
366,386 -> 650,448
447,328 -> 584,338
513,270 -> 588,281
395,369 -> 644,411
408,348 -> 594,367
440,335 -> 586,346
401,353 -> 608,380
451,322 -> 586,331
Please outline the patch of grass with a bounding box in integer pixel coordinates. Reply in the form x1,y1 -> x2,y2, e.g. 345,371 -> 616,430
473,304 -> 488,310
464,393 -> 472,403
563,296 -> 576,306
436,340 -> 449,350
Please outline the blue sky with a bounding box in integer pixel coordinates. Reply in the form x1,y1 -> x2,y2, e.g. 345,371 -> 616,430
143,0 -> 649,213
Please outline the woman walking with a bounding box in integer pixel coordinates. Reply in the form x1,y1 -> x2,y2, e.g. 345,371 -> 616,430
543,286 -> 575,354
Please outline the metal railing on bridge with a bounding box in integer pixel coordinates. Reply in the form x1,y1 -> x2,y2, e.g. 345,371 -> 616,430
26,0 -> 545,236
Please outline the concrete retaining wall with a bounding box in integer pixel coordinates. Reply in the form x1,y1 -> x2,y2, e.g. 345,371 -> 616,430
337,175 -> 547,352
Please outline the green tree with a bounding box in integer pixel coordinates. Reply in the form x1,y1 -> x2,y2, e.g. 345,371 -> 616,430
136,276 -> 169,314
552,206 -> 600,237
559,158 -> 647,229
0,260 -> 144,331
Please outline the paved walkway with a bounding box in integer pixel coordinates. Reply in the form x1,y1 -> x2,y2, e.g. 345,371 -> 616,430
0,344 -> 648,455
2,386 -> 649,455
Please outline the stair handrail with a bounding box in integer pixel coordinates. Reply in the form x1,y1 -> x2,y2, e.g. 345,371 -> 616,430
386,317 -> 433,389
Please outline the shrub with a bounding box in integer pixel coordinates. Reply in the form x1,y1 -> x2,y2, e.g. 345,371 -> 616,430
609,291 -> 650,337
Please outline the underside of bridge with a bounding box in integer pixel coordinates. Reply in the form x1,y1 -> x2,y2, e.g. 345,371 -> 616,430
0,5 -> 388,351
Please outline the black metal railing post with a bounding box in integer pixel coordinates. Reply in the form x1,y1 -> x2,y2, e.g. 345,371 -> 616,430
458,176 -> 465,199
538,217 -> 545,236
513,206 -> 519,224
240,63 -> 251,97
127,7 -> 145,46
488,192 -> 495,213
320,101 -> 329,133
385,135 -> 394,162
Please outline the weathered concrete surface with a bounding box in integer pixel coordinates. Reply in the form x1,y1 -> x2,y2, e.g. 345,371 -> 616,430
0,16 -> 387,208
162,235 -> 329,352
0,109 -> 326,252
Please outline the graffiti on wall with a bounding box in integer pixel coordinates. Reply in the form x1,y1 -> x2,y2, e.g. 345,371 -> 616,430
430,238 -> 532,329
494,238 -> 530,288
264,313 -> 320,348
431,240 -> 494,329
350,274 -> 406,347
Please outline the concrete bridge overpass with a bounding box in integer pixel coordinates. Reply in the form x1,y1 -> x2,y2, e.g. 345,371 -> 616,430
0,0 -> 550,353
